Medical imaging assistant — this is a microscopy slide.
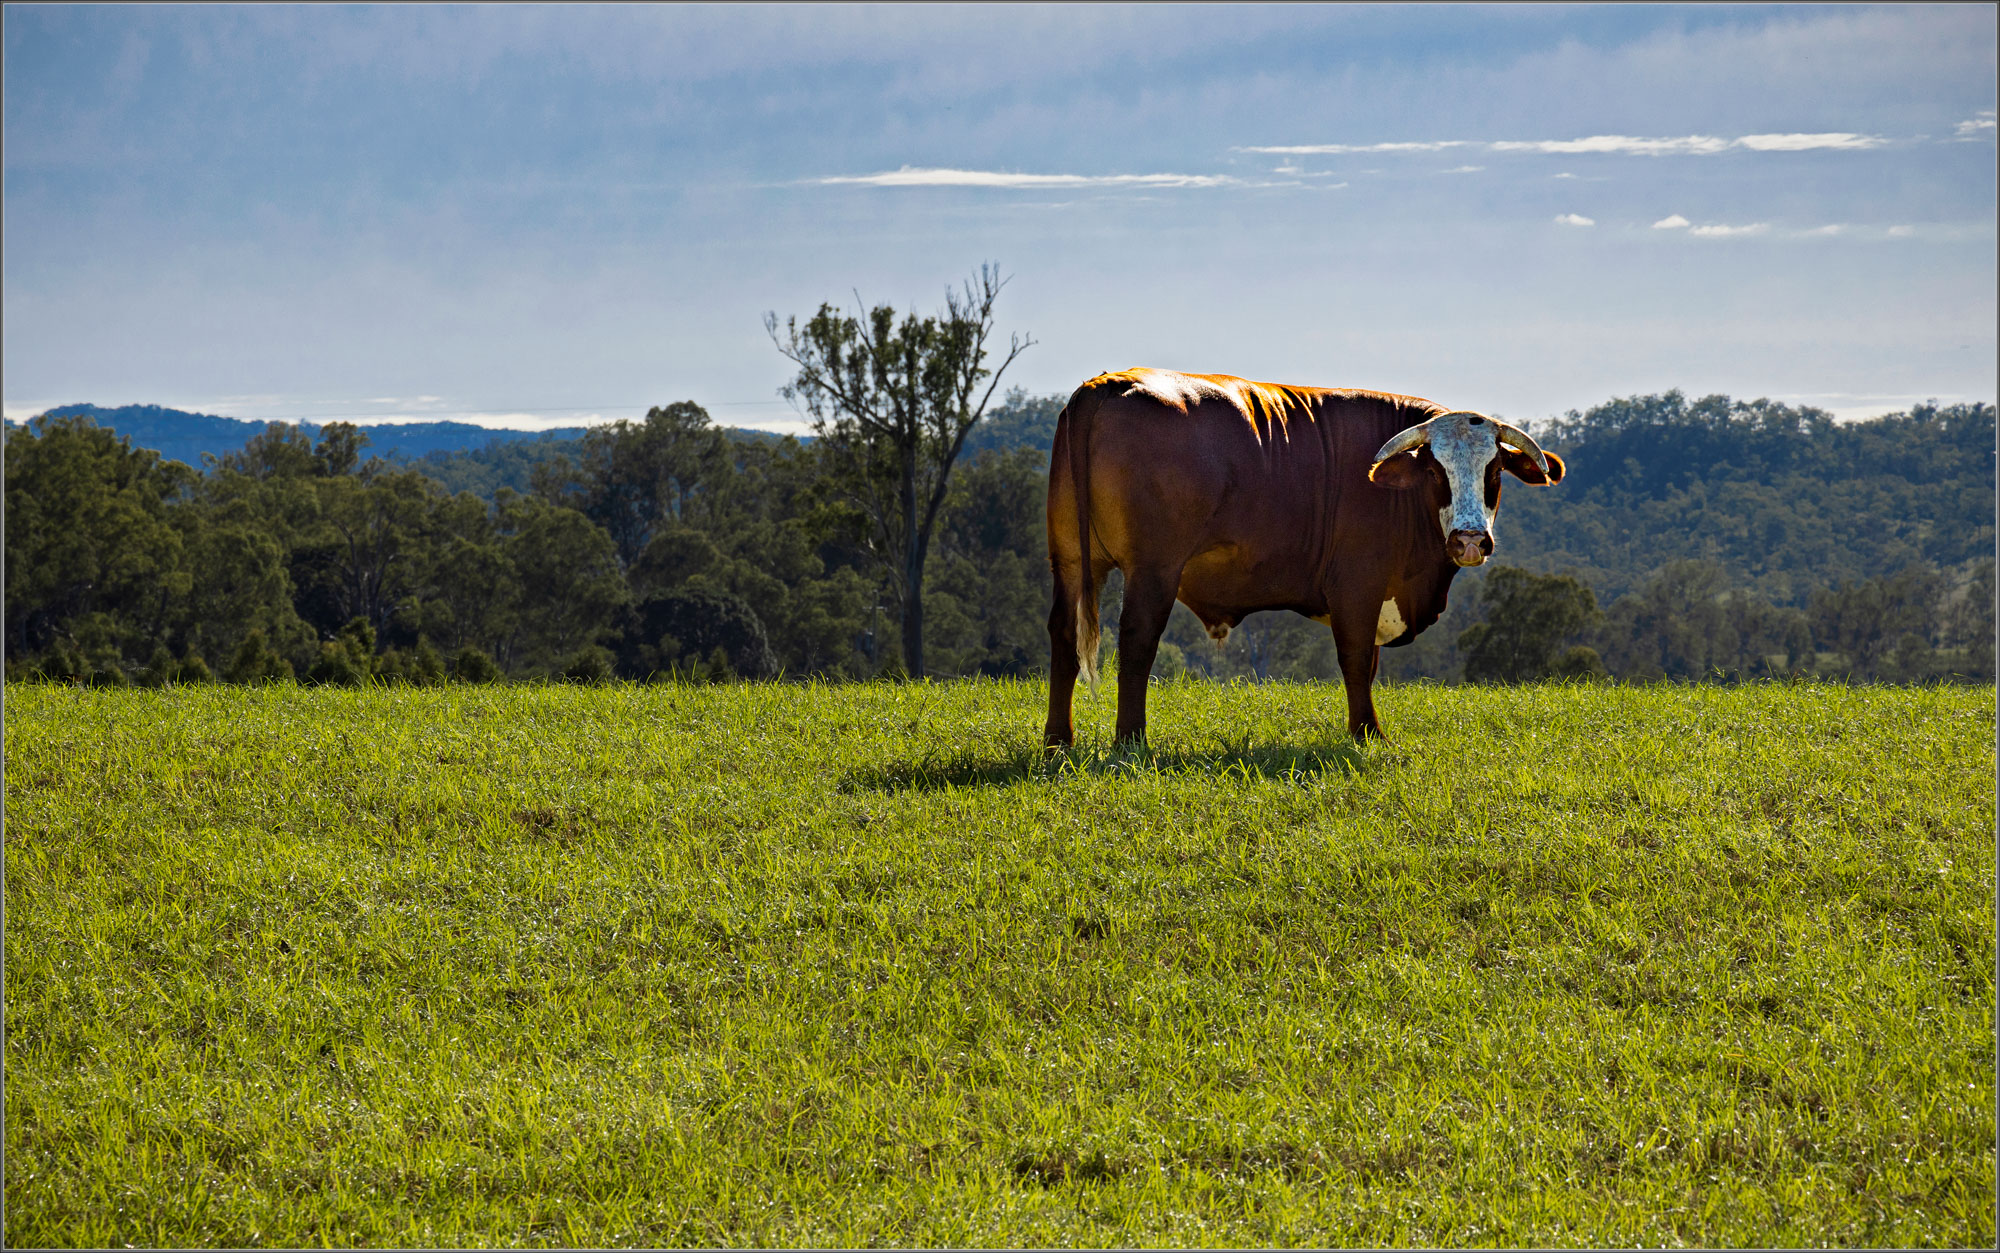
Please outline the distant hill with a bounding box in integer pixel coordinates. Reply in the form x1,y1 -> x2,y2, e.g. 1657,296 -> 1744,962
384,392 -> 1067,499
10,393 -> 1070,487
13,403 -> 592,469
1498,392 -> 1995,607
962,388 -> 1065,459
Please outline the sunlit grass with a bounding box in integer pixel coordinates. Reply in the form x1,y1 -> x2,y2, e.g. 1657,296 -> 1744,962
5,678 -> 1993,1247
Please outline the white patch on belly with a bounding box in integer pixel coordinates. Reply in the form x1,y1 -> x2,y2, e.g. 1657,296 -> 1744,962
1375,598 -> 1407,644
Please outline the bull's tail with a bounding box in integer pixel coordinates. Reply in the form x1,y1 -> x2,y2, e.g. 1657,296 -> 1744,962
1061,386 -> 1104,689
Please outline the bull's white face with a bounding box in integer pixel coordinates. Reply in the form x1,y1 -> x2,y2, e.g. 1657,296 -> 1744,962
1369,407 -> 1562,568
1427,412 -> 1501,562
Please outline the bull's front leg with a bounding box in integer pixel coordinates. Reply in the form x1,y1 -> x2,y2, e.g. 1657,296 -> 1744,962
1329,604 -> 1386,739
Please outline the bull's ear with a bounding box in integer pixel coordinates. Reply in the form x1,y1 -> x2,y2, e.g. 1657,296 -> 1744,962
1500,447 -> 1565,486
1368,451 -> 1427,489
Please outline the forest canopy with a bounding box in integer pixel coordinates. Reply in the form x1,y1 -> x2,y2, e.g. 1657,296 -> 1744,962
5,389 -> 1992,687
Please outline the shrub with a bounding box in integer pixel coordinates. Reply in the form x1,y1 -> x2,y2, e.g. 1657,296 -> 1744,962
307,618 -> 380,686
452,646 -> 501,684
621,589 -> 777,680
306,642 -> 366,687
32,646 -> 89,685
136,643 -> 178,688
409,638 -> 447,686
562,645 -> 615,684
227,630 -> 294,684
84,649 -> 129,687
1552,644 -> 1609,680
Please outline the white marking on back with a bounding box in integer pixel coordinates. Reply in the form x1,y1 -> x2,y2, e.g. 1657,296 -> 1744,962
1375,598 -> 1406,644
1130,372 -> 1237,411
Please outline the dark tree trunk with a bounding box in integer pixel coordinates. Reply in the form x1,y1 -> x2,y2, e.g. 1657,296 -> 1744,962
900,443 -> 923,677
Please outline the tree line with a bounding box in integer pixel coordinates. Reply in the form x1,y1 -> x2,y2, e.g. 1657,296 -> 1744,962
4,397 -> 1061,686
6,302 -> 1992,689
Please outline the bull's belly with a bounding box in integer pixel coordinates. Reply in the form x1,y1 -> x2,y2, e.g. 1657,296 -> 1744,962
1176,560 -> 1413,648
1175,557 -> 1328,644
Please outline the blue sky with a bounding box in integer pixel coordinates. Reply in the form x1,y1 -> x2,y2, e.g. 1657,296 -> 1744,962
4,3 -> 1993,433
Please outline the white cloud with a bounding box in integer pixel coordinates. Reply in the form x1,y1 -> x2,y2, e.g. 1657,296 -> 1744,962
1652,214 -> 1691,229
1441,165 -> 1484,174
1554,213 -> 1595,227
1689,222 -> 1769,237
1237,141 -> 1474,155
1733,132 -> 1889,151
1955,110 -> 1996,138
813,166 -> 1238,189
1770,391 -> 1987,422
1551,172 -> 1578,179
1802,224 -> 1846,237
1243,132 -> 1889,159
1498,134 -> 1731,156
1887,224 -> 1914,237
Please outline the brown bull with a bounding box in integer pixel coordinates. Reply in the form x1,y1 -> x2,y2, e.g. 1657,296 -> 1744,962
1044,368 -> 1565,747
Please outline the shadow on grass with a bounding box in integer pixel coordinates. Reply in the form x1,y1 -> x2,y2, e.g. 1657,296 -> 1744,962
839,736 -> 1373,794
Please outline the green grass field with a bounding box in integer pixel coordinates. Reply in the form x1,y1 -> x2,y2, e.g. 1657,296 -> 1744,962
5,678 -> 1994,1248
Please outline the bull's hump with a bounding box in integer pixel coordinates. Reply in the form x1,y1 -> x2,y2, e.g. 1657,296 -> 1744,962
1087,368 -> 1298,413
1083,368 -> 1441,443
1088,368 -> 1430,414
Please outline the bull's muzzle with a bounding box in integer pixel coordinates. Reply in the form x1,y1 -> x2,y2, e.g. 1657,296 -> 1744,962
1446,529 -> 1493,567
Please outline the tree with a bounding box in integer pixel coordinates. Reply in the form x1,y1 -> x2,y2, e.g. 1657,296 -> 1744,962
1941,559 -> 1996,680
310,463 -> 442,640
495,492 -> 630,673
4,414 -> 197,666
178,515 -> 313,673
1459,566 -> 1602,682
533,401 -> 731,568
923,446 -> 1053,677
1600,559 -> 1805,681
766,264 -> 1032,677
1600,560 -> 1730,680
201,420 -> 402,668
1809,567 -> 1945,680
411,491 -> 517,658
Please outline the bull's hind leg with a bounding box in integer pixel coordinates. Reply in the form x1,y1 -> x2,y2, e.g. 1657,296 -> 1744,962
1114,566 -> 1181,746
1044,559 -> 1091,751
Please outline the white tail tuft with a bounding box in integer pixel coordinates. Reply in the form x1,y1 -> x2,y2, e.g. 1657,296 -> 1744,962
1076,598 -> 1102,690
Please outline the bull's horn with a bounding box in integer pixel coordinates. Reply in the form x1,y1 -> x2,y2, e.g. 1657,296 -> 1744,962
1369,420 -> 1432,467
1493,421 -> 1550,477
